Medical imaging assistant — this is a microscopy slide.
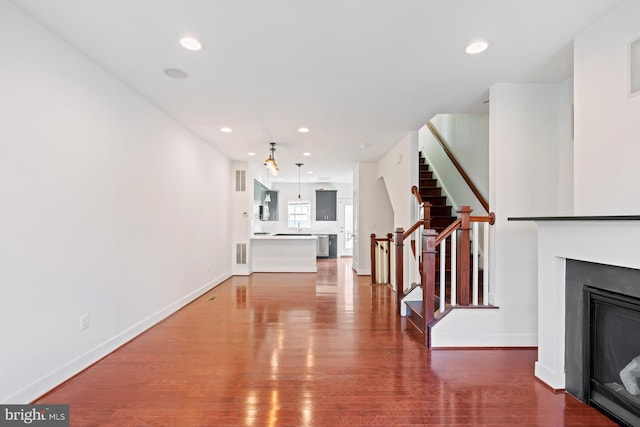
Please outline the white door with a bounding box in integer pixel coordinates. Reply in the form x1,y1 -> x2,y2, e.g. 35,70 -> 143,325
338,199 -> 353,257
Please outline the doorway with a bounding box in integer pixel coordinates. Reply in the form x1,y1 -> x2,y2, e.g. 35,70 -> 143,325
338,198 -> 353,257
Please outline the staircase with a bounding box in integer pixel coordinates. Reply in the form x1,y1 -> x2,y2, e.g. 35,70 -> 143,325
373,134 -> 495,347
418,154 -> 456,232
419,153 -> 455,303
405,155 -> 486,336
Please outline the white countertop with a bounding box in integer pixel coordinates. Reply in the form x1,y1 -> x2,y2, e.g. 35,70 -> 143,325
251,234 -> 318,240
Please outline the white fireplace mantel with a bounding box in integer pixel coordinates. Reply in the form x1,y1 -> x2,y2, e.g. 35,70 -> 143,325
509,216 -> 640,390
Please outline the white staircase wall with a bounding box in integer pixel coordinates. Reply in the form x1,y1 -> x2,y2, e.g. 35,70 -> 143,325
429,114 -> 490,209
378,131 -> 420,290
418,122 -> 487,217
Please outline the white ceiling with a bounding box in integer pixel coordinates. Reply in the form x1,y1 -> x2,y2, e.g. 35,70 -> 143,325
11,0 -> 623,182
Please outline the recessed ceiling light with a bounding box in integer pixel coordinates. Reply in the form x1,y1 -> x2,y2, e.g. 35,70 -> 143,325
220,127 -> 232,133
163,68 -> 188,79
303,152 -> 311,156
307,171 -> 313,174
298,127 -> 310,133
180,37 -> 202,51
247,152 -> 256,156
466,41 -> 489,55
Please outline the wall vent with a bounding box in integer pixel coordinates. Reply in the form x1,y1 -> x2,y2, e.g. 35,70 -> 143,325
235,170 -> 246,192
236,243 -> 247,265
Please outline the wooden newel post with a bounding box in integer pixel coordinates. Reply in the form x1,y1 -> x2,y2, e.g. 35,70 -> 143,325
423,202 -> 432,230
394,228 -> 405,315
422,229 -> 438,348
457,206 -> 473,306
370,234 -> 377,285
386,233 -> 393,285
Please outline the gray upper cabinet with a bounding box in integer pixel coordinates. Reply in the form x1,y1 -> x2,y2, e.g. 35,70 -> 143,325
254,180 -> 279,221
315,190 -> 337,221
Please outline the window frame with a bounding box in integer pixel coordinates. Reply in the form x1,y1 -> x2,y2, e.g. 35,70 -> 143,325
287,200 -> 312,229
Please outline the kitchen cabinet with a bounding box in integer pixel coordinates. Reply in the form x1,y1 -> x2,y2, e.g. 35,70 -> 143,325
328,234 -> 337,258
315,190 -> 337,221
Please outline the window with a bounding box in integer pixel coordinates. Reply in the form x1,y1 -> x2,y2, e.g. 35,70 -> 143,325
287,201 -> 311,229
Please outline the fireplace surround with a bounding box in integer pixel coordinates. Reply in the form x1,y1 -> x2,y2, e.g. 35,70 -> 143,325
508,216 -> 640,396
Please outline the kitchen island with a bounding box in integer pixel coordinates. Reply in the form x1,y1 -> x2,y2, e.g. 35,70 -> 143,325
251,234 -> 317,273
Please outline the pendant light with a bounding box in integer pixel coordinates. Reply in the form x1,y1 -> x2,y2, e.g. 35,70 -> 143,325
264,142 -> 279,176
296,163 -> 303,201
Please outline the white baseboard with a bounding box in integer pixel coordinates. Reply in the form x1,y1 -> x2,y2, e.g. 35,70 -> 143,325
535,361 -> 566,390
4,273 -> 231,404
431,332 -> 537,348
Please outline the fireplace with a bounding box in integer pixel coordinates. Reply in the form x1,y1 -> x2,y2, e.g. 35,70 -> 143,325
565,260 -> 640,427
584,286 -> 640,426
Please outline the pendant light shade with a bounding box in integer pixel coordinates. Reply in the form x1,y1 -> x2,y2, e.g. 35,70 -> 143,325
264,142 -> 279,176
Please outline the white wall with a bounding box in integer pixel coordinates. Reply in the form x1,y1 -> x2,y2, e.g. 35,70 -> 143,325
378,131 -> 418,229
353,163 -> 393,275
557,79 -> 575,215
429,114 -> 490,203
0,2 -> 232,403
378,131 -> 419,290
573,0 -> 640,215
431,82 -> 572,347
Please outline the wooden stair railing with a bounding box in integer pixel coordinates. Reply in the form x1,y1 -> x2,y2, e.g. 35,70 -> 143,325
422,207 -> 495,347
386,132 -> 495,345
388,186 -> 431,314
370,233 -> 393,285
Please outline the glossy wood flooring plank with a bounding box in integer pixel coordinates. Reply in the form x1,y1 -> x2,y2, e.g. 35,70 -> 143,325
35,259 -> 615,426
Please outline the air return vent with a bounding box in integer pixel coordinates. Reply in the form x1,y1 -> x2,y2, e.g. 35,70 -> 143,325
235,243 -> 247,265
235,170 -> 246,192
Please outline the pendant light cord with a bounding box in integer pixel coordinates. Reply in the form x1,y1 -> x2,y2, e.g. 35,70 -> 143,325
296,163 -> 303,200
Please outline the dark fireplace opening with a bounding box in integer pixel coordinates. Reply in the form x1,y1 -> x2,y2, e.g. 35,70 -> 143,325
584,286 -> 640,426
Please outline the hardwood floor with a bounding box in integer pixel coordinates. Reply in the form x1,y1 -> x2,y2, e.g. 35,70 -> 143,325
35,258 -> 615,426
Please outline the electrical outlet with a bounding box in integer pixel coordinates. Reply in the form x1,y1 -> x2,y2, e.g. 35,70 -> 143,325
80,313 -> 90,331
